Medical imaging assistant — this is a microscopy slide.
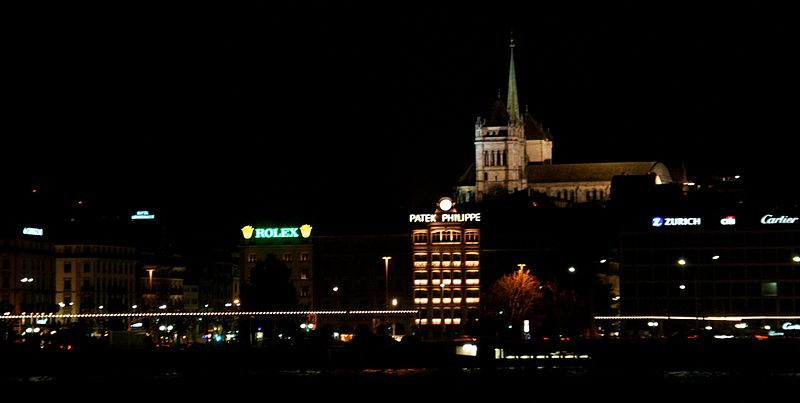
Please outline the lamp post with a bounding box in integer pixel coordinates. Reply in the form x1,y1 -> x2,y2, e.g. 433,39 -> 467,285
382,257 -> 391,309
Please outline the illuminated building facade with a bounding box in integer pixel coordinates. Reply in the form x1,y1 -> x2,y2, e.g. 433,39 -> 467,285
239,223 -> 314,309
55,244 -> 138,314
411,197 -> 481,338
618,207 -> 800,335
139,264 -> 186,311
0,236 -> 54,314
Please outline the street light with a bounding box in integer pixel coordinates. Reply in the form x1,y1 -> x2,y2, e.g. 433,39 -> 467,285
382,256 -> 391,309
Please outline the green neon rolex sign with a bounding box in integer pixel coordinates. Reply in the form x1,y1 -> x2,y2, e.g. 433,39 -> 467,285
241,224 -> 312,239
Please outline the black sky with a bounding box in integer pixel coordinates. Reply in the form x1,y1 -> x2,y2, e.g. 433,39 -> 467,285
5,2 -> 799,225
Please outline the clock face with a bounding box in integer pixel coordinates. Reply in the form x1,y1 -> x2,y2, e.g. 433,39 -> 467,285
438,198 -> 453,212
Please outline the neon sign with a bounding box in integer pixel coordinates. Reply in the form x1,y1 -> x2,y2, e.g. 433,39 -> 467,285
760,215 -> 798,224
241,224 -> 312,239
22,227 -> 43,236
409,213 -> 481,223
131,211 -> 155,220
652,217 -> 701,227
720,216 -> 736,225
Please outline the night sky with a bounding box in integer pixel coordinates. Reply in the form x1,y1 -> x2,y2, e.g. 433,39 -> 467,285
5,2 -> 798,227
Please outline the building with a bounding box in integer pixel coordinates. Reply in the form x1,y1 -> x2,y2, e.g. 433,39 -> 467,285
411,197 -> 481,339
55,244 -> 138,314
456,37 -> 675,205
616,199 -> 800,337
238,223 -> 314,309
0,233 -> 54,314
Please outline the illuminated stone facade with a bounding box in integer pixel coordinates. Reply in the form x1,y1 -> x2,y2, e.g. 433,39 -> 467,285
411,198 -> 481,338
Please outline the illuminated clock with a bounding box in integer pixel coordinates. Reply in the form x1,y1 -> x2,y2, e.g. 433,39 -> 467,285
438,197 -> 453,212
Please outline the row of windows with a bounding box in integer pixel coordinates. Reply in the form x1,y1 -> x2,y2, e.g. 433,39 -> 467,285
623,250 -> 799,265
63,278 -> 134,292
59,245 -> 134,255
414,253 -> 480,262
622,232 -> 799,248
623,266 -> 800,281
626,298 -> 800,315
1,256 -> 52,271
624,281 -> 800,298
247,252 -> 311,263
62,262 -> 135,275
553,189 -> 606,201
414,288 -> 480,298
413,231 -> 479,243
420,307 -> 480,319
414,270 -> 480,280
484,150 -> 507,167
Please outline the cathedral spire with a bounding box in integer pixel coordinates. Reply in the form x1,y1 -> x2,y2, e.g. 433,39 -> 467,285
506,34 -> 521,123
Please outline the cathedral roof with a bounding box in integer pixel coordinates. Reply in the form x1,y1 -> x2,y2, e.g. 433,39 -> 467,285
527,162 -> 673,184
456,163 -> 476,186
524,109 -> 552,141
485,97 -> 509,127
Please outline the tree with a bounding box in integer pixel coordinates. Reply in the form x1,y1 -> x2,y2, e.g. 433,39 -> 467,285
489,268 -> 543,327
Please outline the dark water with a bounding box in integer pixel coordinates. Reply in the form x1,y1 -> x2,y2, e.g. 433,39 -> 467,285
3,340 -> 800,395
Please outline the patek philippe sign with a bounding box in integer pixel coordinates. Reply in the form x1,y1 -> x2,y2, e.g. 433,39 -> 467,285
760,214 -> 798,225
409,197 -> 481,223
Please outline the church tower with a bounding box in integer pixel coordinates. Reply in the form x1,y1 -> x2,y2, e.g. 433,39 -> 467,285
474,37 -> 528,201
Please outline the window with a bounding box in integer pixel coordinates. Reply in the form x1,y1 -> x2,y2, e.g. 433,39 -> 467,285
64,263 -> 72,273
414,254 -> 428,262
413,232 -> 428,243
762,282 -> 778,297
465,231 -> 479,242
83,263 -> 91,273
64,279 -> 72,290
283,253 -> 292,262
465,252 -> 479,262
83,279 -> 91,289
247,254 -> 257,263
301,286 -> 309,297
300,269 -> 310,280
300,252 -> 309,262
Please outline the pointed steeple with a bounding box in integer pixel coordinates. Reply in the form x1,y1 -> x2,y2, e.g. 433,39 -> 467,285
506,34 -> 521,123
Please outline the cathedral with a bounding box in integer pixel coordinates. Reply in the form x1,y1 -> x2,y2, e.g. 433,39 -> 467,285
455,38 -> 674,205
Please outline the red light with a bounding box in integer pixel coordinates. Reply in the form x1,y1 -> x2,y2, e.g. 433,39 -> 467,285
754,335 -> 769,340
32,189 -> 37,193
78,201 -> 83,205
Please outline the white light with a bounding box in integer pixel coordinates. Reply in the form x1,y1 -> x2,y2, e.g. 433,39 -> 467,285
225,302 -> 232,307
734,323 -> 748,329
679,284 -> 686,290
167,325 -> 174,331
98,305 -> 104,310
678,259 -> 686,266
391,298 -> 398,306
159,325 -> 167,331
793,256 -> 800,263
568,266 -> 576,273
158,304 -> 167,310
647,321 -> 658,327
734,175 -> 740,179
58,302 -> 65,308
32,327 -> 40,332
132,305 -> 138,309
705,326 -> 713,330
763,325 -> 771,330
300,323 -> 307,329
332,286 -> 339,292
523,319 -> 530,333
599,259 -> 607,264
712,255 -> 720,260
